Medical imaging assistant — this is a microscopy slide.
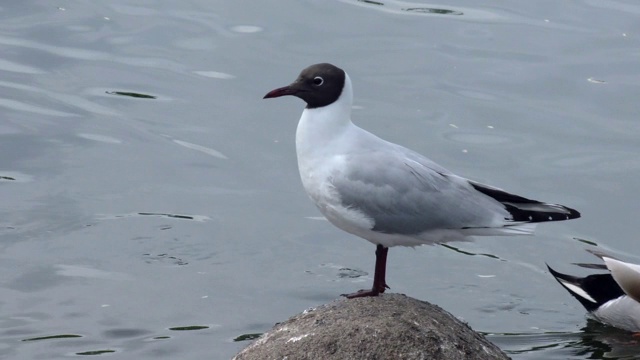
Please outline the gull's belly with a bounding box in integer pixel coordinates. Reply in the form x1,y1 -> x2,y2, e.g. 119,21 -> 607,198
594,296 -> 640,332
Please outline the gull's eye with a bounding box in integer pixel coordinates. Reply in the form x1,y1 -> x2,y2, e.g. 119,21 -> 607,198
313,76 -> 324,86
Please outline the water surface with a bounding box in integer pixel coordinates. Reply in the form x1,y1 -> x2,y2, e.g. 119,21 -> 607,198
1,0 -> 639,358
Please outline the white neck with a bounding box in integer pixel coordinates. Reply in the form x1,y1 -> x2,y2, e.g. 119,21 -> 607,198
295,73 -> 354,159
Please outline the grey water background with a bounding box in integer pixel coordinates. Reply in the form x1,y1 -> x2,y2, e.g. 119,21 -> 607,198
1,0 -> 639,358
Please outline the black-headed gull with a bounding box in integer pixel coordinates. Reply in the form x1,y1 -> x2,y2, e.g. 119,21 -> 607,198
548,255 -> 640,332
264,63 -> 581,298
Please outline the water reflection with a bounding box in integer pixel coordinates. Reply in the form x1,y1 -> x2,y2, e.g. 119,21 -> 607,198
76,349 -> 116,355
168,325 -> 209,331
22,334 -> 83,342
234,333 -> 262,342
96,212 -> 211,222
489,320 -> 640,359
343,0 -> 505,21
404,7 -> 463,15
574,321 -> 640,359
356,0 -> 463,16
105,91 -> 157,99
441,243 -> 503,260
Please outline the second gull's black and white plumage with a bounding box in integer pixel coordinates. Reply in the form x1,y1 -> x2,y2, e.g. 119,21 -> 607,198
264,63 -> 581,298
548,255 -> 640,332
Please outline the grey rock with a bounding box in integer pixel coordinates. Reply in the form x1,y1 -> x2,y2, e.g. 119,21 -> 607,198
233,293 -> 509,360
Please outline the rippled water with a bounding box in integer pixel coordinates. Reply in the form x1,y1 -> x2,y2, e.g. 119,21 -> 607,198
1,1 -> 639,359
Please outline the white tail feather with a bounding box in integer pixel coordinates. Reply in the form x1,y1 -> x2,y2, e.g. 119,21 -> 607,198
604,257 -> 640,303
557,279 -> 598,303
461,222 -> 537,237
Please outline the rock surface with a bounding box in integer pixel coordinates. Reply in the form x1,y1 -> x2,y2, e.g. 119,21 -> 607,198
233,293 -> 509,360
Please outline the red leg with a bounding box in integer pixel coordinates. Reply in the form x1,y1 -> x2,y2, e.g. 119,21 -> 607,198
343,245 -> 390,299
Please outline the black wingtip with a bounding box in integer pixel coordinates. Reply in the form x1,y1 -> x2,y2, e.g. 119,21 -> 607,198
546,263 -> 625,312
566,207 -> 581,220
546,264 -> 583,299
546,263 -> 568,281
469,182 -> 581,223
503,203 -> 580,223
546,264 -> 599,312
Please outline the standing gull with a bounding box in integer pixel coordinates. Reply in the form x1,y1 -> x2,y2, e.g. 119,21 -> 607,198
264,63 -> 580,298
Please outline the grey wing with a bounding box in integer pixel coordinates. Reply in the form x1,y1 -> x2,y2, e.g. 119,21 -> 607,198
330,150 -> 509,235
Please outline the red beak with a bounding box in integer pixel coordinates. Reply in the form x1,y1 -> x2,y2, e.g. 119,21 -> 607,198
263,85 -> 298,99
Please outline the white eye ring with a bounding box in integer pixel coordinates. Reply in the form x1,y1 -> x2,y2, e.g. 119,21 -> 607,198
313,76 -> 324,86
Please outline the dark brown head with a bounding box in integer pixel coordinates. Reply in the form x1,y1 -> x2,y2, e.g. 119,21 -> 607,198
263,63 -> 346,109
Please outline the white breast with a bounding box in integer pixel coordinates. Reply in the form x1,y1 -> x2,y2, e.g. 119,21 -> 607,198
593,295 -> 640,332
